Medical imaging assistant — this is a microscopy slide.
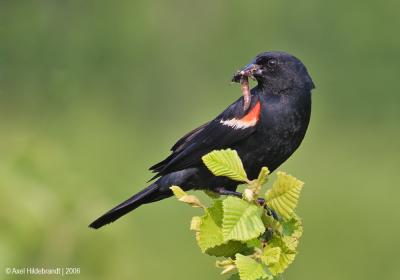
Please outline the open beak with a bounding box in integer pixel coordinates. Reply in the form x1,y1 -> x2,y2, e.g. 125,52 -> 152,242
232,63 -> 262,83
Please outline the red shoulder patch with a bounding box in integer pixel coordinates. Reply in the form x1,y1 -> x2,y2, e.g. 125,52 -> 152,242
240,101 -> 261,122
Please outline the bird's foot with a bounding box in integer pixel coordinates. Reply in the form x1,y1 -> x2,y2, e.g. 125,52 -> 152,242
215,188 -> 280,221
256,197 -> 279,220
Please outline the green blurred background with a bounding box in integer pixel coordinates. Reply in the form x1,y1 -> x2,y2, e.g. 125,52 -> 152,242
1,1 -> 399,279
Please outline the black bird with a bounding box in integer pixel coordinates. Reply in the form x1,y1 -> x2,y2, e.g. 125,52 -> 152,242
89,51 -> 315,229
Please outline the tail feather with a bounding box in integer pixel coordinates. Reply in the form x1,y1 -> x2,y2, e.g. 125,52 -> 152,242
89,183 -> 160,229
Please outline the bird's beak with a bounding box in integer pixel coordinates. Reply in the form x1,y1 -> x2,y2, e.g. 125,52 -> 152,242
232,63 -> 262,83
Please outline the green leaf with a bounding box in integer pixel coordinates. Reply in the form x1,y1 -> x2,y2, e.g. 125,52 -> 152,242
235,254 -> 271,280
265,171 -> 304,220
197,199 -> 257,257
281,219 -> 296,236
257,167 -> 270,186
282,215 -> 303,251
282,214 -> 302,236
246,238 -> 262,248
267,236 -> 297,275
268,250 -> 296,276
262,215 -> 303,275
197,200 -> 224,252
282,235 -> 300,252
223,197 -> 265,241
202,149 -> 248,182
227,274 -> 241,280
206,241 -> 249,257
261,246 -> 281,265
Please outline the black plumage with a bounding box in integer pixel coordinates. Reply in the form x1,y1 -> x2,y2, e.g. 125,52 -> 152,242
89,51 -> 315,229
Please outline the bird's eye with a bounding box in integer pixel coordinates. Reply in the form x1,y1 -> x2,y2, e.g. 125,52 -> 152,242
267,59 -> 277,68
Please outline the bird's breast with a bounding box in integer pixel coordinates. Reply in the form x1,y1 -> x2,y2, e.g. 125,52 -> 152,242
238,93 -> 311,177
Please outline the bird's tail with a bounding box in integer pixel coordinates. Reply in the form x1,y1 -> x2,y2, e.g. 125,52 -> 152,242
89,183 -> 162,229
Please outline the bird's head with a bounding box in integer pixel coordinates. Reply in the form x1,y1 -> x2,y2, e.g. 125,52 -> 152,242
232,51 -> 315,93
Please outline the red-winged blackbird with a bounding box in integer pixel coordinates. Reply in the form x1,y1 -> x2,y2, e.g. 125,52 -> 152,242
89,51 -> 315,229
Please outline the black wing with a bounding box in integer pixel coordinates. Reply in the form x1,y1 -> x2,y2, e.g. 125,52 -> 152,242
149,95 -> 260,180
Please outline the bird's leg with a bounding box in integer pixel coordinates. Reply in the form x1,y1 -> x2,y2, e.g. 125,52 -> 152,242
264,205 -> 279,221
215,187 -> 265,204
215,188 -> 280,221
215,188 -> 242,198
